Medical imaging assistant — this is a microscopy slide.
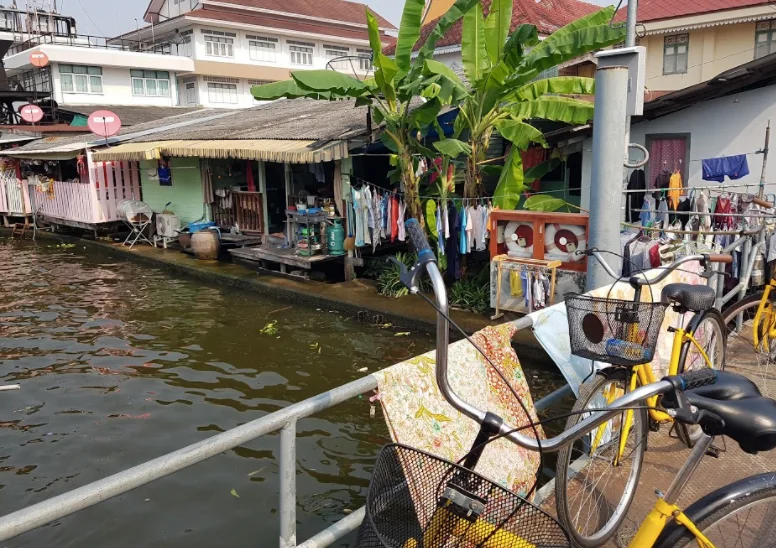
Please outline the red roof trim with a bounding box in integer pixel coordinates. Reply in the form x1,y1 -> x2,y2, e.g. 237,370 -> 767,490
614,0 -> 774,24
384,0 -> 601,55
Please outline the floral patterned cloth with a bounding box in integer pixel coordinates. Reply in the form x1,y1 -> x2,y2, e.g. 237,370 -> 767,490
374,323 -> 543,496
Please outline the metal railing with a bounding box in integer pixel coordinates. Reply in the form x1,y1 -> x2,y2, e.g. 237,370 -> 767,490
0,347 -> 571,547
8,33 -> 177,56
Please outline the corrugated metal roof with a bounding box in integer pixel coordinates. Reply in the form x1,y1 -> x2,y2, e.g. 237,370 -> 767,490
91,139 -> 350,164
130,99 -> 371,143
5,109 -> 239,155
59,105 -> 208,126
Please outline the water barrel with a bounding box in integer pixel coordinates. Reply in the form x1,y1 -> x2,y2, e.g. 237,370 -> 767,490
191,229 -> 220,261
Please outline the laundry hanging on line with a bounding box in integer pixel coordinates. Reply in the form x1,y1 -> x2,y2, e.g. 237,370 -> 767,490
702,155 -> 750,182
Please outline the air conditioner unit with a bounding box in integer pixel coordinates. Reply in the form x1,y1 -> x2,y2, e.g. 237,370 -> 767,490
156,213 -> 181,238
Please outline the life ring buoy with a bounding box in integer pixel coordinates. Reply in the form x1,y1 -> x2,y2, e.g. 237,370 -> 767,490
544,223 -> 587,261
504,221 -> 533,257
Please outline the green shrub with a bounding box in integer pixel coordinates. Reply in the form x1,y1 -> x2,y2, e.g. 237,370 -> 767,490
377,252 -> 432,298
450,274 -> 490,314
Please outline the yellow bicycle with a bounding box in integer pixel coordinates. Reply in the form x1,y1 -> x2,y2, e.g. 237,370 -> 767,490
723,273 -> 776,398
358,220 -> 776,548
556,250 -> 730,546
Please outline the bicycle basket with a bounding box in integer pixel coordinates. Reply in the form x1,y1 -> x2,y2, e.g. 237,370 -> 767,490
565,293 -> 668,367
356,444 -> 570,548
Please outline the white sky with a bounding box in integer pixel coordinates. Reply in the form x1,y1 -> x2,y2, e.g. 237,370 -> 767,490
59,0 -> 614,37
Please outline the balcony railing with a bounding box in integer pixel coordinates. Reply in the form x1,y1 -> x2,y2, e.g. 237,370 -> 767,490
8,33 -> 177,56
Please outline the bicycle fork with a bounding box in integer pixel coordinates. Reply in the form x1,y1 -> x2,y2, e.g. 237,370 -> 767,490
630,434 -> 716,548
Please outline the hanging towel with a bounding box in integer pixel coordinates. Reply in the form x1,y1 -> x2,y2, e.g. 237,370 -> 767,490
446,203 -> 461,281
667,171 -> 683,209
442,200 -> 450,239
656,198 -> 670,228
391,196 -> 399,241
398,200 -> 407,242
639,196 -> 654,226
459,205 -> 468,255
626,169 -> 646,223
702,155 -> 750,182
509,270 -> 523,297
245,160 -> 256,192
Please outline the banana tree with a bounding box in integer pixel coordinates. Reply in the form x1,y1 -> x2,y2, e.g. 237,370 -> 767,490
251,0 -> 476,222
424,3 -> 626,209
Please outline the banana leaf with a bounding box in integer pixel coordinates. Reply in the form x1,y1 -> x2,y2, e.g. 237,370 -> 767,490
495,119 -> 548,150
393,0 -> 426,78
523,195 -> 567,212
494,147 -> 524,210
510,76 -> 595,101
433,139 -> 472,158
519,24 -> 626,78
291,70 -> 367,96
462,2 -> 488,84
505,96 -> 595,125
484,0 -> 513,64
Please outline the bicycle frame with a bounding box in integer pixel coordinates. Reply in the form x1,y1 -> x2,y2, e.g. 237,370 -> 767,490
753,280 -> 776,350
409,247 -> 725,547
594,312 -> 715,466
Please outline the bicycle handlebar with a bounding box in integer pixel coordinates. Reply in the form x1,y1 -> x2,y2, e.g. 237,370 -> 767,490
585,248 -> 731,287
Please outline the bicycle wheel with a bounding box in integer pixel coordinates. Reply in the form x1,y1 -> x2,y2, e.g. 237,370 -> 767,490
723,292 -> 776,398
675,309 -> 727,446
556,368 -> 648,547
656,483 -> 776,547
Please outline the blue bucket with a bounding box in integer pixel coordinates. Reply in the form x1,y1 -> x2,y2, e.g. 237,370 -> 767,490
188,221 -> 216,233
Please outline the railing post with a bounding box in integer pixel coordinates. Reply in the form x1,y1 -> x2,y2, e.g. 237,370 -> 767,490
279,421 -> 297,548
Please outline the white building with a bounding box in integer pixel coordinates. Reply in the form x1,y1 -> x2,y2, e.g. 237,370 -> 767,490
111,0 -> 396,109
0,0 -> 395,113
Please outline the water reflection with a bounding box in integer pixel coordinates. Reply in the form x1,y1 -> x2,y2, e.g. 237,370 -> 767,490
0,237 -> 562,547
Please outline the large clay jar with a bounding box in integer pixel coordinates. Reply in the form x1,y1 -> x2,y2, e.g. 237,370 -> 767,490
191,229 -> 220,261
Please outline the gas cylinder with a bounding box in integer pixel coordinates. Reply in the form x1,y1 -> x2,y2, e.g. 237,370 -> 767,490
326,219 -> 346,256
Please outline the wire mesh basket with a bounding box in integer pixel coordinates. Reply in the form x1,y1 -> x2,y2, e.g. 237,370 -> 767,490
565,294 -> 668,367
356,444 -> 570,548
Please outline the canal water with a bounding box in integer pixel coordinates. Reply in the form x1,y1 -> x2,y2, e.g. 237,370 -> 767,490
0,237 -> 562,547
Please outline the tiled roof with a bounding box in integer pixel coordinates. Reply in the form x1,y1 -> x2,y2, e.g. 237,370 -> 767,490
200,0 -> 396,29
384,0 -> 601,55
614,0 -> 774,23
189,7 -> 375,42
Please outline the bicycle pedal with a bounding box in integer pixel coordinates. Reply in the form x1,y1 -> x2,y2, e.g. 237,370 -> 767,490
649,419 -> 661,432
705,445 -> 722,458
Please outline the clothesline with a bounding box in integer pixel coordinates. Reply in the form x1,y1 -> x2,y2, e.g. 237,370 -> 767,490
635,208 -> 776,219
349,175 -> 581,202
619,182 -> 775,195
621,221 -> 765,236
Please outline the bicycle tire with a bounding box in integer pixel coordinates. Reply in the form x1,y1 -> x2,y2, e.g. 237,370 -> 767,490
675,308 -> 727,446
723,292 -> 776,399
655,477 -> 776,547
555,369 -> 648,547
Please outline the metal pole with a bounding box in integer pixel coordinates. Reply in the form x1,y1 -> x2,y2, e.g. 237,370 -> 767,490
759,120 -> 770,199
622,0 -> 638,173
279,421 -> 297,548
587,64 -> 630,290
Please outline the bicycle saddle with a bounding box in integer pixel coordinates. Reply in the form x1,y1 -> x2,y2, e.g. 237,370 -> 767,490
684,371 -> 776,454
661,283 -> 716,313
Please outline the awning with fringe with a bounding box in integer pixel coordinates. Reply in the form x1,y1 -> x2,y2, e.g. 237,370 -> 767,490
91,139 -> 350,164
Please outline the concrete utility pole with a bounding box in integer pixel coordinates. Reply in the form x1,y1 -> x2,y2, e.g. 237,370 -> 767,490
586,1 -> 645,289
587,63 -> 630,289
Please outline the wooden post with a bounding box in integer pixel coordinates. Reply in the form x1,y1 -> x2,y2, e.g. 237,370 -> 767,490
759,120 -> 770,199
258,160 -> 269,239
